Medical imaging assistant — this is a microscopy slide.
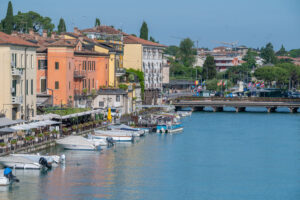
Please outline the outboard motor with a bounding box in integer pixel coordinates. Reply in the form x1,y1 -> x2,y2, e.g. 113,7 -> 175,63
106,137 -> 114,146
39,157 -> 52,170
4,168 -> 19,183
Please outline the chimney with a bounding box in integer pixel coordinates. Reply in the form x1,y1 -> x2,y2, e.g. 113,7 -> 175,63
42,30 -> 47,38
29,28 -> 34,36
74,27 -> 79,34
51,32 -> 56,39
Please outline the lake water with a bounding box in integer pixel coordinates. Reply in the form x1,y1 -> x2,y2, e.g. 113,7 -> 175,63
1,109 -> 300,200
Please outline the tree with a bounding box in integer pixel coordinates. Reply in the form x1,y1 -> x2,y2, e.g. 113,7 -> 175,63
288,49 -> 300,58
202,55 -> 217,80
243,48 -> 257,68
13,11 -> 55,34
260,43 -> 277,64
140,21 -> 148,40
149,36 -> 159,43
2,1 -> 14,34
164,45 -> 179,56
95,18 -> 101,27
177,38 -> 196,67
276,45 -> 287,56
57,18 -> 66,34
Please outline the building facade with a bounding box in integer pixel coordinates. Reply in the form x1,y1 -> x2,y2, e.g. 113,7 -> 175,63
123,35 -> 166,105
0,32 -> 37,120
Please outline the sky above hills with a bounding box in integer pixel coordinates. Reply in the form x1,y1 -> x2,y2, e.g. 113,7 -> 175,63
0,0 -> 299,50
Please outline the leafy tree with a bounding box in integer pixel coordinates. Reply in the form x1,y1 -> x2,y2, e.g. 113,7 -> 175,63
13,11 -> 55,34
288,49 -> 300,58
226,64 -> 251,84
140,21 -> 148,40
254,66 -> 289,87
276,45 -> 287,56
2,1 -> 14,34
202,55 -> 216,80
57,18 -> 66,34
164,45 -> 179,56
131,34 -> 137,37
149,36 -> 159,43
260,43 -> 277,64
243,48 -> 257,68
95,18 -> 101,27
177,38 -> 196,67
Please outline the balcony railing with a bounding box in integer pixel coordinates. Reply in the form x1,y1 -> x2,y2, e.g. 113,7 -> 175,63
74,71 -> 86,79
11,68 -> 23,77
116,68 -> 126,77
12,96 -> 23,105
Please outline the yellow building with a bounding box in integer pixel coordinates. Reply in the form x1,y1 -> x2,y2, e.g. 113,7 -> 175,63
0,32 -> 37,120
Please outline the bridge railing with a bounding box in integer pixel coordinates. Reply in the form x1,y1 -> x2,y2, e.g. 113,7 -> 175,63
176,96 -> 300,102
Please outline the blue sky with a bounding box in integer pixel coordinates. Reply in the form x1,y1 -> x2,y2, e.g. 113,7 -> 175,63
0,0 -> 299,50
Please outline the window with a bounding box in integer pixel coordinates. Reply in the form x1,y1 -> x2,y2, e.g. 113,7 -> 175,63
116,95 -> 120,102
31,79 -> 33,95
31,55 -> 33,68
69,81 -> 71,90
69,62 -> 71,70
26,80 -> 28,95
11,53 -> 17,67
55,81 -> 59,89
92,79 -> 94,88
38,60 -> 47,70
41,79 -> 46,93
99,101 -> 104,107
88,79 -> 90,91
55,62 -> 59,70
106,64 -> 108,69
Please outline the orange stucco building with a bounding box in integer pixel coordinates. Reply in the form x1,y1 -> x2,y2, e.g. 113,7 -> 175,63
15,30 -> 110,106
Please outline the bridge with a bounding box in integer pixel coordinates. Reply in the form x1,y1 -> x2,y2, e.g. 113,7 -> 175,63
172,97 -> 300,113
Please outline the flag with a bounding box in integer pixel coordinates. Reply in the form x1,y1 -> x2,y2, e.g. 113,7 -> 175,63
261,82 -> 265,88
223,80 -> 227,86
248,82 -> 252,88
195,80 -> 199,85
256,82 -> 261,87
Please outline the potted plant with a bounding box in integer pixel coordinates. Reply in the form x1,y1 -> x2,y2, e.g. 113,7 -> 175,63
78,124 -> 83,131
0,142 -> 6,147
63,128 -> 68,135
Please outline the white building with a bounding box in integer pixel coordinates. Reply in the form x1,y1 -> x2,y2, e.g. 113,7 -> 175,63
0,32 -> 37,120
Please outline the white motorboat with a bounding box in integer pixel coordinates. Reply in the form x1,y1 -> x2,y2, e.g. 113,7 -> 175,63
94,130 -> 134,142
109,124 -> 145,136
10,153 -> 64,165
177,111 -> 192,117
0,177 -> 10,186
0,156 -> 41,169
87,135 -> 114,146
56,136 -> 101,150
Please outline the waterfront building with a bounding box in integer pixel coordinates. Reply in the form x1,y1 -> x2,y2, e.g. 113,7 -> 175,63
0,32 -> 37,120
79,26 -> 125,87
123,35 -> 166,105
92,88 -> 130,115
15,31 -> 110,107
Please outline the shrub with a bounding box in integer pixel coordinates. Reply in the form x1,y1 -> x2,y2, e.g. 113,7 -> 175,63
38,133 -> 44,138
72,125 -> 77,130
44,132 -> 50,136
0,142 -> 6,147
10,139 -> 17,145
63,128 -> 68,133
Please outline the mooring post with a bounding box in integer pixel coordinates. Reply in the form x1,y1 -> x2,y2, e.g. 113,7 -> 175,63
289,107 -> 298,113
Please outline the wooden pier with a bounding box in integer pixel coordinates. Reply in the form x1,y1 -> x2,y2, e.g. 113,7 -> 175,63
172,97 -> 300,113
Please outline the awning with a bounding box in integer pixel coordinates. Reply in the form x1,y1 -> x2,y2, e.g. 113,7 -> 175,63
32,114 -> 61,121
0,127 -> 17,133
10,124 -> 32,131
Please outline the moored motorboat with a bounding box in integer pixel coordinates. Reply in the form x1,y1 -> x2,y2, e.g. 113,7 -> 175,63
0,168 -> 19,186
56,136 -> 101,150
0,156 -> 42,169
109,124 -> 145,136
11,153 -> 64,165
157,123 -> 183,133
87,134 -> 114,146
94,130 -> 134,142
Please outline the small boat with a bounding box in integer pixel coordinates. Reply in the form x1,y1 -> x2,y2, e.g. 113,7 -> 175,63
87,134 -> 114,146
10,153 -> 65,165
109,124 -> 145,136
94,130 -> 134,142
157,123 -> 183,134
0,168 -> 19,186
0,156 -> 42,169
177,111 -> 192,117
56,136 -> 101,150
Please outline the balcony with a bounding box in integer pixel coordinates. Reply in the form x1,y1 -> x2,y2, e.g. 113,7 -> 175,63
11,68 -> 23,77
74,71 -> 86,79
116,68 -> 126,77
11,96 -> 23,105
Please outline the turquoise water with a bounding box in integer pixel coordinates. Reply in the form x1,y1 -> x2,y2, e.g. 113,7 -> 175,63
1,110 -> 300,200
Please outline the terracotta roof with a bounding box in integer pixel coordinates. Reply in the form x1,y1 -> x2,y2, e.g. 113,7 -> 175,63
123,35 -> 166,47
0,32 -> 38,47
47,39 -> 78,47
81,26 -> 122,35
